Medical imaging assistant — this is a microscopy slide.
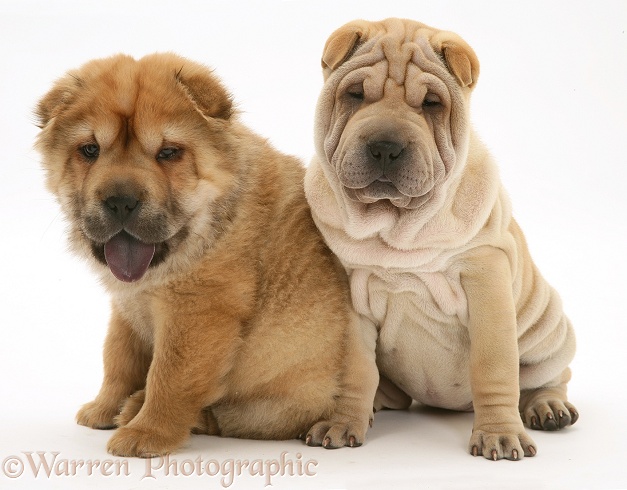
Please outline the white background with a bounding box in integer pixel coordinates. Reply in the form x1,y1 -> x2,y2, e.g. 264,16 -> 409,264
1,1 -> 626,489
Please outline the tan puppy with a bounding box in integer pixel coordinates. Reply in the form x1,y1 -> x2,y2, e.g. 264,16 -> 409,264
35,53 -> 378,457
305,18 -> 578,460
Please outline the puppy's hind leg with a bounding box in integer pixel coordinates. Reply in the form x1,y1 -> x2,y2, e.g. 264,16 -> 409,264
191,407 -> 221,436
374,374 -> 413,412
306,314 -> 379,449
115,389 -> 145,427
519,368 -> 579,431
211,314 -> 379,448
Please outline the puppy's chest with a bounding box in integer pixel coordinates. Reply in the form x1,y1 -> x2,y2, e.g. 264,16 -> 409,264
115,293 -> 156,346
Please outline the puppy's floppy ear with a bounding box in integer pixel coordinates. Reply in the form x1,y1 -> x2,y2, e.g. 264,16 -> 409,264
321,21 -> 369,77
431,31 -> 480,88
35,73 -> 82,128
175,66 -> 233,120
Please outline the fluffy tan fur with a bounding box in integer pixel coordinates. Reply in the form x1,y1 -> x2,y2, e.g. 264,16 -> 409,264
35,53 -> 378,457
305,18 -> 578,461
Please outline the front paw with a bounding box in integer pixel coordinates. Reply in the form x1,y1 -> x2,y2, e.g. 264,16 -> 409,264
76,400 -> 120,430
469,427 -> 537,461
107,424 -> 187,458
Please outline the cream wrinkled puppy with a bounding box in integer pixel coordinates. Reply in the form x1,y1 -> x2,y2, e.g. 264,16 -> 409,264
305,18 -> 578,460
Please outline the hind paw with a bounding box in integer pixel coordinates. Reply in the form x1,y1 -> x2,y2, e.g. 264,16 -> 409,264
522,399 -> 578,431
302,417 -> 370,449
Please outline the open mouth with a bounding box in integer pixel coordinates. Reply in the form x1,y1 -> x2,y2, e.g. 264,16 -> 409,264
103,231 -> 156,283
89,226 -> 186,283
86,230 -> 156,282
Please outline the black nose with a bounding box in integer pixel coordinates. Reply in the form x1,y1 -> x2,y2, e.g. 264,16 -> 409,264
368,141 -> 404,167
104,195 -> 140,223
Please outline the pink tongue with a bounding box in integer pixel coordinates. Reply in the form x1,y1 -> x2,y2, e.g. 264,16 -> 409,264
104,232 -> 156,282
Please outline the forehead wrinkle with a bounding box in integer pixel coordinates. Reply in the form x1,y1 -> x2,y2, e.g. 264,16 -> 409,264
413,37 -> 444,66
409,39 -> 455,91
381,36 -> 413,85
134,122 -> 163,155
69,121 -> 95,141
70,113 -> 116,148
133,109 -> 190,153
132,97 -> 171,154
112,62 -> 139,117
161,123 -> 194,143
93,121 -> 118,148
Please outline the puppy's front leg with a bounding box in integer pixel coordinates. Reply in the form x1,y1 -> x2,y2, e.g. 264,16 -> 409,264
106,304 -> 242,458
461,246 -> 536,461
76,304 -> 151,429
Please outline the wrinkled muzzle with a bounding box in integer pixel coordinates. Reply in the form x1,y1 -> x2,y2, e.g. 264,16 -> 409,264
333,107 -> 448,209
80,178 -> 178,283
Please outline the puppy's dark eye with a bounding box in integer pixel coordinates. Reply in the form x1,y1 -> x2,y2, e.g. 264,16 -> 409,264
346,84 -> 364,101
157,147 -> 181,161
80,143 -> 100,160
422,93 -> 442,108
